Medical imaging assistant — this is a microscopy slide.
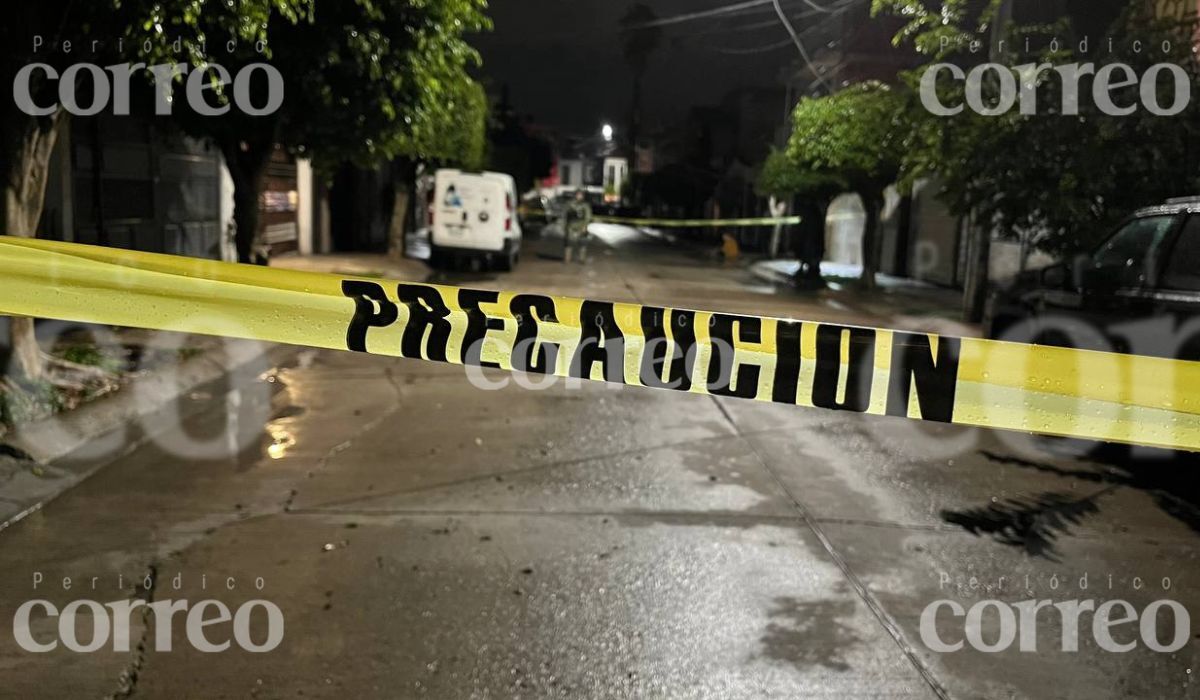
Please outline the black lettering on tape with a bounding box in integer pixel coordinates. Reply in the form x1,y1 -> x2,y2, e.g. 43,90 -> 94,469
342,280 -> 398,352
639,307 -> 696,391
570,301 -> 626,383
772,321 -> 803,403
459,289 -> 504,370
812,324 -> 876,413
510,294 -> 560,374
707,313 -> 762,399
397,284 -> 452,362
886,333 -> 960,422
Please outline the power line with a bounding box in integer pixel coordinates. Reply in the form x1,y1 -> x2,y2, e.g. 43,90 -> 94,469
658,0 -> 860,43
713,10 -> 841,54
668,9 -> 823,39
715,38 -> 796,54
626,0 -> 800,29
634,0 -> 771,28
798,0 -> 848,13
704,0 -> 849,53
771,0 -> 831,89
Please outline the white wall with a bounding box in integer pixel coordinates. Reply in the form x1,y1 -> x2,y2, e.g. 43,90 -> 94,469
990,239 -> 1057,282
218,158 -> 236,262
825,193 -> 864,266
297,158 -> 314,255
909,178 -> 962,286
603,157 -> 628,197
559,159 -> 584,188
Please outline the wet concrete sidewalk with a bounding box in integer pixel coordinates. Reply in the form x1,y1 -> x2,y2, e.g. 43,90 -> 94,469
1,228 -> 1197,698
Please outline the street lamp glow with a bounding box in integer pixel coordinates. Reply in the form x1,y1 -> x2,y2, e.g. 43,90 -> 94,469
601,123 -> 614,141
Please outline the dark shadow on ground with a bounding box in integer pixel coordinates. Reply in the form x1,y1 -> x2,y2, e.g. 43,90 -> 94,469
940,486 -> 1116,562
984,447 -> 1200,534
759,596 -> 861,672
941,442 -> 1200,558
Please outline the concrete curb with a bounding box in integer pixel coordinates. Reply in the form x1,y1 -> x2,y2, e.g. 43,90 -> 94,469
749,259 -> 798,286
0,339 -> 296,531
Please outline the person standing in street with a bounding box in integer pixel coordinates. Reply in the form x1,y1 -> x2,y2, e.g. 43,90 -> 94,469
564,189 -> 592,263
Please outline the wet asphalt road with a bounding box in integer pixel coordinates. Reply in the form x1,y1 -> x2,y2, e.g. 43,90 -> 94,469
1,226 -> 1198,698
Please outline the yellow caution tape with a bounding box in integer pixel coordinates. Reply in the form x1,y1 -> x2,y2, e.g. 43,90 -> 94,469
594,215 -> 802,227
2,235 -> 1199,452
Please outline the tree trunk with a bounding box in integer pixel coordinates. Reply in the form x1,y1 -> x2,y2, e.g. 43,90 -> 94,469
859,190 -> 882,291
387,159 -> 417,259
962,214 -> 991,322
388,187 -> 410,259
893,194 -> 913,278
2,111 -> 64,383
768,197 -> 787,259
791,196 -> 828,290
221,139 -> 274,264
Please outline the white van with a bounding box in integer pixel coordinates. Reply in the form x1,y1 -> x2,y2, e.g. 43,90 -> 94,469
428,169 -> 522,270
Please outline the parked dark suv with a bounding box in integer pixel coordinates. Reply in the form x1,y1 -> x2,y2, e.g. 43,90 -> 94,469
985,198 -> 1200,361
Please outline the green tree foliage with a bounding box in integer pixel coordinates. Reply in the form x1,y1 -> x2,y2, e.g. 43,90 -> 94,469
785,82 -> 909,289
0,1 -> 307,381
756,148 -> 845,287
755,148 -> 844,200
870,0 -> 1200,320
874,0 -> 1200,255
870,0 -> 1007,57
434,80 -> 489,172
172,0 -> 492,262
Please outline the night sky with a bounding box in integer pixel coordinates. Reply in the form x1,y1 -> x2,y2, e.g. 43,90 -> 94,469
472,0 -> 840,138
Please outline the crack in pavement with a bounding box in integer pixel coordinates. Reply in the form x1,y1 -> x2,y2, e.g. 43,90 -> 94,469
708,394 -> 951,700
542,243 -> 950,697
278,507 -> 971,536
292,429 -> 755,512
107,562 -> 158,700
282,507 -> 804,522
281,365 -> 406,513
96,365 -> 407,695
187,388 -> 793,542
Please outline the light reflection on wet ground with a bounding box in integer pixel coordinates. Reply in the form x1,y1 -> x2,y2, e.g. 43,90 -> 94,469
0,228 -> 1196,698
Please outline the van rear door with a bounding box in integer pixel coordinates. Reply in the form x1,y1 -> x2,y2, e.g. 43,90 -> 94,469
433,173 -> 505,252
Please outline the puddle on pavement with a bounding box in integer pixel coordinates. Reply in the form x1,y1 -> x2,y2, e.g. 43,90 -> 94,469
255,372 -> 306,466
760,596 -> 861,672
266,424 -> 298,461
161,355 -> 314,469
